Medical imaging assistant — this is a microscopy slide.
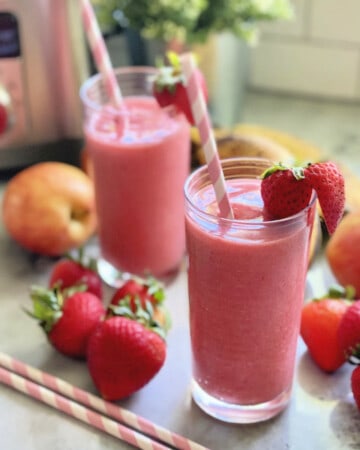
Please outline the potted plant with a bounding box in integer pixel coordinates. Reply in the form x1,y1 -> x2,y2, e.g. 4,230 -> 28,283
109,0 -> 292,44
91,0 -> 294,125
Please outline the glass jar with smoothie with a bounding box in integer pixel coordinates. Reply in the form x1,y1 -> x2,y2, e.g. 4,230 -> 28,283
184,157 -> 316,423
80,67 -> 190,284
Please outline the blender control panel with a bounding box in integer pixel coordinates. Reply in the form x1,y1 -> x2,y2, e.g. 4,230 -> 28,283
0,11 -> 27,142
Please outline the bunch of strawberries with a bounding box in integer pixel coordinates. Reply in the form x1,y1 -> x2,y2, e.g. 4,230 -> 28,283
26,249 -> 170,401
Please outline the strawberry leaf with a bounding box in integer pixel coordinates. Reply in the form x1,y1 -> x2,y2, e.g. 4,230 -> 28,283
27,285 -> 64,333
327,284 -> 356,300
145,277 -> 165,303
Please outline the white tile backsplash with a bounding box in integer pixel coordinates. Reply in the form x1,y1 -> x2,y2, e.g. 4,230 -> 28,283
310,0 -> 360,44
250,42 -> 360,99
248,0 -> 360,101
259,0 -> 308,38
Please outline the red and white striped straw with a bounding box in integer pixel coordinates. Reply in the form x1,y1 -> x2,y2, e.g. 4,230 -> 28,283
180,53 -> 233,219
0,366 -> 168,450
0,352 -> 208,450
80,0 -> 123,108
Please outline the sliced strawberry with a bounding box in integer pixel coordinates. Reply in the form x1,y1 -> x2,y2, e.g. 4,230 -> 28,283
153,51 -> 208,125
304,162 -> 345,234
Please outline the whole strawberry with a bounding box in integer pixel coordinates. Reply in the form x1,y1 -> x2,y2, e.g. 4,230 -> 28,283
0,104 -> 8,134
338,300 -> 360,361
153,51 -> 208,126
261,161 -> 345,234
261,164 -> 312,219
87,302 -> 167,401
110,277 -> 170,331
110,276 -> 164,310
300,285 -> 354,372
49,248 -> 102,299
26,285 -> 105,358
351,365 -> 360,411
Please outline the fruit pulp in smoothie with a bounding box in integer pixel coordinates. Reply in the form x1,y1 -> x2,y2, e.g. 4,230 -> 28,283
186,178 -> 313,405
86,96 -> 190,277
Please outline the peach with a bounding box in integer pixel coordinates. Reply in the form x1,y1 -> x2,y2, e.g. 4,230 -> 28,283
2,162 -> 97,256
326,211 -> 360,295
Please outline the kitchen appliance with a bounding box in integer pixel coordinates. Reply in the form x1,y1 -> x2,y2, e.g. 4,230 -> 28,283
0,0 -> 90,169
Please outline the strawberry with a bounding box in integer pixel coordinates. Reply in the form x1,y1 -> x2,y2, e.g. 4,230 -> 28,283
87,301 -> 167,400
153,51 -> 208,125
0,104 -> 8,134
338,300 -> 360,361
49,248 -> 102,299
300,285 -> 354,372
110,276 -> 164,311
304,161 -> 345,234
261,161 -> 345,234
109,276 -> 171,335
351,365 -> 360,410
260,164 -> 312,219
26,285 -> 105,359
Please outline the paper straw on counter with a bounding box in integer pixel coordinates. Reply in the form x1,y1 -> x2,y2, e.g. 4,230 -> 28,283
80,0 -> 123,108
180,53 -> 234,219
0,366 -> 168,450
0,352 -> 208,450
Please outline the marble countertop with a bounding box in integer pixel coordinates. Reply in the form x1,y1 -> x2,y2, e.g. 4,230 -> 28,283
1,92 -> 360,449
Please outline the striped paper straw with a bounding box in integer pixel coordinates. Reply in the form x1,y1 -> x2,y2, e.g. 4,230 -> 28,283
180,53 -> 233,219
80,0 -> 123,108
0,366 -> 168,450
0,352 -> 208,450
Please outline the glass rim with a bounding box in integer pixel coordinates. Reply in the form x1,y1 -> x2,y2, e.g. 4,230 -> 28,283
79,66 -> 158,112
184,157 -> 317,228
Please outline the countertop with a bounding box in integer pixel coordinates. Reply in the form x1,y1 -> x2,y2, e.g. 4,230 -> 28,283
1,91 -> 360,449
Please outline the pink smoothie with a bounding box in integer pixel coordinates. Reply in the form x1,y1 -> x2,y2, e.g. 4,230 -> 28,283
86,96 -> 190,277
186,177 -> 314,405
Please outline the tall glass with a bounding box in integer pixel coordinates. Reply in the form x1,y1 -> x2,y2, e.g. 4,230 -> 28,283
184,157 -> 316,423
80,67 -> 190,284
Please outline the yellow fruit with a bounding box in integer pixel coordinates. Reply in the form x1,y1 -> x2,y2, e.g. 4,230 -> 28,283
233,124 -> 323,163
195,132 -> 294,166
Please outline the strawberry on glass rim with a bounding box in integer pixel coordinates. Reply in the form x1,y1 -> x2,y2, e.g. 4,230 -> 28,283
152,51 -> 208,126
261,160 -> 345,234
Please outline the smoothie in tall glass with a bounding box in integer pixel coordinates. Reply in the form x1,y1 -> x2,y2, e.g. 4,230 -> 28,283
80,67 -> 190,281
184,157 -> 316,423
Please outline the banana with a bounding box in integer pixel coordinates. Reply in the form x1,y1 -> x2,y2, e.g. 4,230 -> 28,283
233,124 -> 323,163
